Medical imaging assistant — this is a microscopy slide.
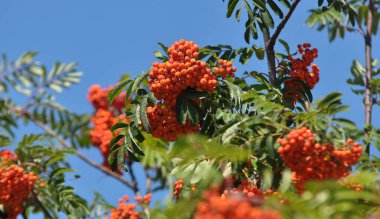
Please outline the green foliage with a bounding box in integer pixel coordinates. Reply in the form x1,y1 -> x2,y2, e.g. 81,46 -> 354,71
2,1 -> 380,218
0,53 -> 91,218
198,44 -> 265,65
175,90 -> 204,126
89,192 -> 115,219
307,0 -> 380,41
13,134 -> 89,219
222,0 -> 291,43
347,59 -> 380,99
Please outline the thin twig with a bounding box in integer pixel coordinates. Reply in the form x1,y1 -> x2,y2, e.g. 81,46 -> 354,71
6,102 -> 136,190
334,20 -> 365,36
144,168 -> 152,194
21,210 -> 28,219
267,0 -> 301,50
127,161 -> 140,195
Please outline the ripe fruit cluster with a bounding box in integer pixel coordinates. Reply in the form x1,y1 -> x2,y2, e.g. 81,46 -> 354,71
146,104 -> 199,142
147,40 -> 236,141
0,150 -> 38,219
0,150 -> 18,164
108,195 -> 141,219
134,193 -> 152,205
148,40 -> 236,107
88,84 -> 126,110
284,43 -> 320,103
173,178 -> 184,199
194,188 -> 282,219
277,127 -> 362,192
220,179 -> 283,204
88,85 -> 129,169
340,175 -> 363,191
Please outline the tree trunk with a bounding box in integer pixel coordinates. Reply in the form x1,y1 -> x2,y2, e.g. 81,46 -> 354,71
364,0 -> 375,154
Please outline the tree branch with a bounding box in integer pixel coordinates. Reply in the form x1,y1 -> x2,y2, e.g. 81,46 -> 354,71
267,0 -> 301,50
364,0 -> 375,155
145,168 -> 152,194
265,0 -> 301,84
6,103 -> 136,190
263,29 -> 277,84
334,20 -> 365,37
21,210 -> 28,219
127,160 -> 140,195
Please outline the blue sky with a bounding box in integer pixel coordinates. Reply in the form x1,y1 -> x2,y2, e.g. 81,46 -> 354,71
0,1 -> 379,218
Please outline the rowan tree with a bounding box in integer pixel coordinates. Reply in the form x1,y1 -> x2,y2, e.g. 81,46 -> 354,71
0,1 -> 380,219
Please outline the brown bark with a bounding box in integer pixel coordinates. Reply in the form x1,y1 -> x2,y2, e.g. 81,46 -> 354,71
364,0 -> 375,154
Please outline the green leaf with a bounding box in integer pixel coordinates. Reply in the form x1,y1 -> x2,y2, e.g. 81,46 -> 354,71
157,42 -> 169,55
254,47 -> 265,60
330,105 -> 350,115
224,80 -> 242,107
0,134 -> 12,147
154,50 -> 168,61
333,118 -> 357,130
267,0 -> 283,19
244,23 -> 252,43
265,135 -> 274,159
111,122 -> 128,133
222,120 -> 242,143
181,88 -> 208,99
176,92 -> 202,126
125,72 -> 149,105
109,148 -> 119,171
262,9 -> 275,29
108,80 -> 130,105
279,0 -> 291,8
110,134 -> 124,147
50,168 -> 75,179
278,39 -> 290,54
235,8 -> 242,21
128,126 -> 145,156
117,149 -> 126,171
49,84 -> 62,93
251,0 -> 265,10
140,97 -> 151,133
317,92 -> 342,110
227,0 -> 240,18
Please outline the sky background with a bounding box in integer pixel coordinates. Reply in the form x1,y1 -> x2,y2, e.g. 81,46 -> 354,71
0,1 -> 379,218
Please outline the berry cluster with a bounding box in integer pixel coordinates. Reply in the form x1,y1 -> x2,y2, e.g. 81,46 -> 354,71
88,84 -> 126,110
221,179 -> 283,204
146,104 -> 199,142
339,173 -> 364,191
214,59 -> 236,79
277,127 -> 362,192
284,43 -> 320,104
149,40 -> 235,107
134,193 -> 152,205
0,150 -> 38,219
147,40 -> 236,141
0,150 -> 18,164
108,195 -> 141,219
88,85 -> 129,169
194,188 -> 282,219
173,178 -> 184,199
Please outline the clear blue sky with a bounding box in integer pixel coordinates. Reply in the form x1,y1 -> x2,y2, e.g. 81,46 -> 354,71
0,1 -> 379,218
